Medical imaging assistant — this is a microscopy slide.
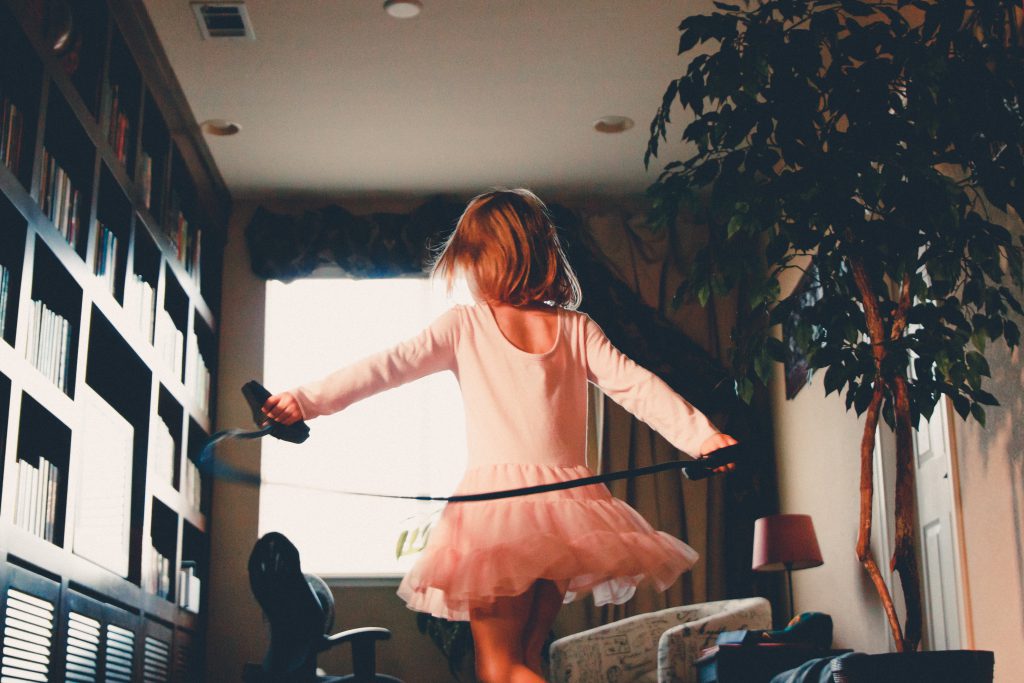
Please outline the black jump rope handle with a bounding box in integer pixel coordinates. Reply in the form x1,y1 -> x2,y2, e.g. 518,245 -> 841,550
242,380 -> 311,444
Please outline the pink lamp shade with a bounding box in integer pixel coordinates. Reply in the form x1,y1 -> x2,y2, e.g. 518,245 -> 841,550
752,514 -> 824,572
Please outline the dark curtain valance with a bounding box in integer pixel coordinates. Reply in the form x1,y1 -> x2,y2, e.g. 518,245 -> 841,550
245,196 -> 465,280
246,197 -> 735,416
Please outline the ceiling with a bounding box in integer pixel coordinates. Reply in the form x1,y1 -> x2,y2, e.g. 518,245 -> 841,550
142,1 -> 712,200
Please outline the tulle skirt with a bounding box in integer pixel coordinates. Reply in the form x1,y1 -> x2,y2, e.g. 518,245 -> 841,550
396,462 -> 699,621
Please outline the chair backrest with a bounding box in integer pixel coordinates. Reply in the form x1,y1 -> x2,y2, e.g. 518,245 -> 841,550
248,532 -> 332,677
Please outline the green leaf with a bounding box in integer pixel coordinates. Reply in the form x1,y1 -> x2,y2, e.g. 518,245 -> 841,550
965,351 -> 991,378
697,284 -> 711,307
727,214 -> 744,238
734,377 -> 755,404
952,394 -> 970,420
970,403 -> 986,428
973,389 -> 999,407
765,337 -> 788,362
824,364 -> 846,396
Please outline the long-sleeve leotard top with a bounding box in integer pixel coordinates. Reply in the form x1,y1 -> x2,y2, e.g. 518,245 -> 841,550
290,303 -> 720,468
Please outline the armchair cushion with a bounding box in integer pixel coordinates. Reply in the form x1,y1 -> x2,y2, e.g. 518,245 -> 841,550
549,597 -> 771,683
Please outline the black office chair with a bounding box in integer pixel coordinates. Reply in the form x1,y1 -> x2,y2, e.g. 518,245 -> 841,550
242,532 -> 403,683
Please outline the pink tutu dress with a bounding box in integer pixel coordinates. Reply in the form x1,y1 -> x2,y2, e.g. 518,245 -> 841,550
292,302 -> 719,621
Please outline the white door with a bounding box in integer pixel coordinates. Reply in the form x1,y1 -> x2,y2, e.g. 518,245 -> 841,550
913,397 -> 966,650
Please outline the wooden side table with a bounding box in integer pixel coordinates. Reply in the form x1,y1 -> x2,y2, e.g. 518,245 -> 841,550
695,643 -> 852,683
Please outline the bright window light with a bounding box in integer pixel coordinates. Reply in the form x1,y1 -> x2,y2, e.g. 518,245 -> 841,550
261,276 -> 471,577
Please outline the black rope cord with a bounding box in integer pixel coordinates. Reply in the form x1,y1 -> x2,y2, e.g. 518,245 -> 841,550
196,427 -> 742,503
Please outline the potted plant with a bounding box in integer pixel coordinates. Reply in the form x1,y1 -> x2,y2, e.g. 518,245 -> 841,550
644,0 -> 1022,671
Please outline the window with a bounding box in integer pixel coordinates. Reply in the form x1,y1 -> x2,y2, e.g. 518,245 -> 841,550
260,276 -> 470,577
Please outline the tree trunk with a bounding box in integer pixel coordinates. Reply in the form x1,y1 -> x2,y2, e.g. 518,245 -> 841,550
891,373 -> 923,651
848,257 -> 922,652
856,382 -> 906,650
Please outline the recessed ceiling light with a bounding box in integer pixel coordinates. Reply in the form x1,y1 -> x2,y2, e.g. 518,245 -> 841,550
384,0 -> 422,18
200,119 -> 242,136
593,115 -> 635,133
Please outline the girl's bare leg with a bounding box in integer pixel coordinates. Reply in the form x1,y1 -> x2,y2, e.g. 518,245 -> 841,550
522,579 -> 566,676
470,585 -> 547,683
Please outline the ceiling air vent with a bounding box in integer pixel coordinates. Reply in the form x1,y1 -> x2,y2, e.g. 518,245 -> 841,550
191,2 -> 255,39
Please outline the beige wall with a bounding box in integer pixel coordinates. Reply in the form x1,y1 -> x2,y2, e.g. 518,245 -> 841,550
767,323 -> 892,653
949,209 -> 1024,680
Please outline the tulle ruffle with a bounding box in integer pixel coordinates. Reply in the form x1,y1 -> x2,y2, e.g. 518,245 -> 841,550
396,462 -> 699,621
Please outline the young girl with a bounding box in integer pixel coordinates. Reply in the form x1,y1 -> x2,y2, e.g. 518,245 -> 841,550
262,189 -> 737,683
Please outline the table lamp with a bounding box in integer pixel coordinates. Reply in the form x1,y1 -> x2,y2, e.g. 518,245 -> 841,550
752,514 -> 824,621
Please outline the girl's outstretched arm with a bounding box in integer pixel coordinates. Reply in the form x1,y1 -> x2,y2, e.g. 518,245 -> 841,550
263,307 -> 461,423
582,314 -> 734,459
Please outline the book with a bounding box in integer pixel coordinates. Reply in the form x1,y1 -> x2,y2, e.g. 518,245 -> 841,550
123,273 -> 156,344
0,92 -> 23,173
155,308 -> 183,380
39,149 -> 82,249
73,386 -> 134,577
94,222 -> 120,296
14,455 -> 61,542
26,299 -> 75,393
152,418 -> 176,486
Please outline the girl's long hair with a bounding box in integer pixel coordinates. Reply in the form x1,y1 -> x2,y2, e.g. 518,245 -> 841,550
431,189 -> 582,309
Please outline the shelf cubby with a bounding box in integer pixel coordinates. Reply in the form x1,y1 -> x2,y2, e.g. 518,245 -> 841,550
0,2 -> 42,192
14,393 -> 71,548
139,89 -> 169,223
189,313 -> 215,417
159,263 -> 188,386
167,148 -> 202,289
185,418 -> 209,517
56,0 -> 110,121
126,213 -> 159,345
147,496 -> 177,603
94,162 -> 131,304
29,238 -> 82,397
0,193 -> 27,348
155,385 -> 183,492
0,371 -> 9,505
103,25 -> 140,177
41,87 -> 95,258
180,520 -> 206,614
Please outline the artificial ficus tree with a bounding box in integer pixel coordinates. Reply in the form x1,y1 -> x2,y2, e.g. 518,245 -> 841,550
645,0 -> 1024,651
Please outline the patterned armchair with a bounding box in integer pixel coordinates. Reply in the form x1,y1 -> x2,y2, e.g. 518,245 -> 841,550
548,597 -> 771,683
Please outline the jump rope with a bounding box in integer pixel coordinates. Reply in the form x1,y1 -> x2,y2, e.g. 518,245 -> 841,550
195,381 -> 744,503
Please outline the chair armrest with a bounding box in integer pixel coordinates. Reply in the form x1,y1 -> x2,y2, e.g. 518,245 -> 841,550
548,604 -> 722,683
320,627 -> 393,681
322,626 -> 392,651
656,597 -> 772,683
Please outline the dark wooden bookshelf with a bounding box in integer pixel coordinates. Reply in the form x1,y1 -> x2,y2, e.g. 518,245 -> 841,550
0,1 -> 228,680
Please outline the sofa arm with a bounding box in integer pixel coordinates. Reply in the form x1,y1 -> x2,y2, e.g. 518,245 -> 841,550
549,602 -> 727,683
656,597 -> 772,683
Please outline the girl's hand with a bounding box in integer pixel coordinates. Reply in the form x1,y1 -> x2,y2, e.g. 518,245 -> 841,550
698,433 -> 739,473
262,392 -> 304,426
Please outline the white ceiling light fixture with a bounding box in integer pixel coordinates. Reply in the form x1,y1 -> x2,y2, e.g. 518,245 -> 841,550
593,115 -> 635,133
201,119 -> 242,136
384,0 -> 422,19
